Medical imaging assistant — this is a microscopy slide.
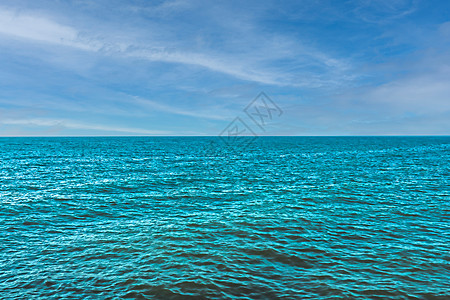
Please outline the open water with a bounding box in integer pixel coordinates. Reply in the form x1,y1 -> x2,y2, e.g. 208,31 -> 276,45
0,137 -> 449,299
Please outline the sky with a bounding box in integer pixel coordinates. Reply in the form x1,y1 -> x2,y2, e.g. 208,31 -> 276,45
0,0 -> 449,136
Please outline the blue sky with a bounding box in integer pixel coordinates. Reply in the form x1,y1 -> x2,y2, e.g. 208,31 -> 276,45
0,0 -> 449,136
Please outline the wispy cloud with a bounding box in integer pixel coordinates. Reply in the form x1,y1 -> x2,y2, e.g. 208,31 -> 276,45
0,7 -> 97,51
0,0 -> 449,136
0,5 -> 351,87
0,118 -> 171,135
352,0 -> 419,23
131,97 -> 232,120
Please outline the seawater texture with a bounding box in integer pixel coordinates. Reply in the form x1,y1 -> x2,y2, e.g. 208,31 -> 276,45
0,137 -> 449,299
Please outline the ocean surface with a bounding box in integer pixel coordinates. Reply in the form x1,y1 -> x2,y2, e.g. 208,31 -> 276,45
0,136 -> 449,299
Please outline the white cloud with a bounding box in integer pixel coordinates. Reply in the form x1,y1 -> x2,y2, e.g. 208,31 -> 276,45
364,75 -> 450,114
0,6 -> 278,85
132,97 -> 232,120
0,118 -> 170,135
0,6 -> 351,88
353,0 -> 418,23
0,7 -> 99,51
125,49 -> 285,86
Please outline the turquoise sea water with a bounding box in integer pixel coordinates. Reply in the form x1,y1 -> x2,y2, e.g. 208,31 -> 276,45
0,136 -> 449,299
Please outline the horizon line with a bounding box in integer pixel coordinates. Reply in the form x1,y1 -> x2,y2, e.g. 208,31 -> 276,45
0,135 -> 449,138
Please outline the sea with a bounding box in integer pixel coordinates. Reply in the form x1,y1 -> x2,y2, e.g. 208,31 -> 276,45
0,136 -> 449,299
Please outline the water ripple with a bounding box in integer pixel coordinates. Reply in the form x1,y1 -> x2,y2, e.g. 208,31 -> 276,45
0,136 -> 449,299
